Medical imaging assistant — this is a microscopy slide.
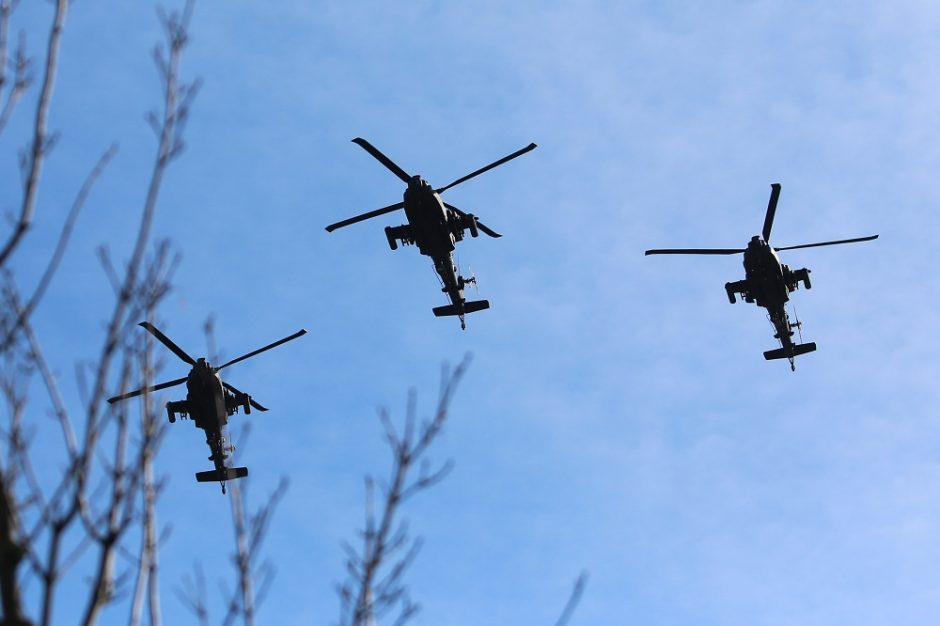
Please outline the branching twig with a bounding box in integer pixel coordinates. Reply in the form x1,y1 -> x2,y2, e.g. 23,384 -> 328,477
554,571 -> 589,626
338,357 -> 471,626
0,145 -> 118,351
129,317 -> 166,626
175,563 -> 210,626
0,4 -> 197,626
0,0 -> 67,266
221,445 -> 289,626
0,2 -> 32,138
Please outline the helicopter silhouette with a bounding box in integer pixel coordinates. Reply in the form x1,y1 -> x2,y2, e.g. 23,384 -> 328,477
107,322 -> 306,493
326,138 -> 537,329
645,183 -> 878,371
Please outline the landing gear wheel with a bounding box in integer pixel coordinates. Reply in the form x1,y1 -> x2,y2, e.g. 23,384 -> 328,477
724,283 -> 736,304
167,406 -> 176,423
384,226 -> 398,250
803,274 -> 812,289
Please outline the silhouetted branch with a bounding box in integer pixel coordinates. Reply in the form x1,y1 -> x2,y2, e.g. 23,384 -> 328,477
0,0 -> 67,267
220,474 -> 288,626
128,320 -> 166,626
338,356 -> 470,626
176,563 -> 210,626
84,0 -> 195,423
0,1 -> 11,94
0,4 -> 197,625
170,404 -> 288,626
0,465 -> 27,625
0,2 -> 32,138
0,145 -> 118,351
553,571 -> 588,626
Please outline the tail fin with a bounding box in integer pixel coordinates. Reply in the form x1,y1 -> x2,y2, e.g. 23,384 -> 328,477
763,342 -> 816,361
432,300 -> 490,317
195,466 -> 248,483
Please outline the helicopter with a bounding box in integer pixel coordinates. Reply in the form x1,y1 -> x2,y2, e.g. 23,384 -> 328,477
645,183 -> 878,371
325,137 -> 537,329
107,322 -> 307,493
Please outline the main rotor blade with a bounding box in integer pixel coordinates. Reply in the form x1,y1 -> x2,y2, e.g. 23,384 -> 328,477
352,138 -> 412,184
138,322 -> 196,366
443,202 -> 502,238
762,183 -> 782,243
216,328 -> 307,372
435,143 -> 537,194
645,248 -> 745,256
107,376 -> 188,404
222,381 -> 269,412
325,202 -> 405,232
774,234 -> 879,252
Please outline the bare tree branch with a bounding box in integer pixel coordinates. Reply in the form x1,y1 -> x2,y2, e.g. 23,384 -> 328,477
175,563 -> 210,626
221,460 -> 289,626
0,465 -> 28,626
0,145 -> 118,351
338,356 -> 471,626
0,29 -> 31,138
553,571 -> 588,626
0,4 -> 198,626
129,318 -> 165,626
0,0 -> 68,266
0,0 -> 32,139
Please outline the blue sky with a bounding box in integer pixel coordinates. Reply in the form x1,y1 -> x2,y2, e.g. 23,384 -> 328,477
4,1 -> 940,624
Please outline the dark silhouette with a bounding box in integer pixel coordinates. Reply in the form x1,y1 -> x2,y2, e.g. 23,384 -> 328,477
107,322 -> 306,492
336,359 -> 589,626
326,138 -> 536,329
646,183 -> 878,370
337,360 -> 470,625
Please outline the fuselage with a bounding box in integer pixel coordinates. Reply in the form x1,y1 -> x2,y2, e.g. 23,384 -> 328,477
181,359 -> 233,469
184,359 -> 227,430
742,236 -> 789,309
737,236 -> 800,359
402,176 -> 456,258
402,176 -> 466,310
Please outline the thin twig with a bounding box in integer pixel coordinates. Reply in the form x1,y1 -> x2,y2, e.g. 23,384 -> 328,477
129,317 -> 164,626
553,571 -> 589,626
339,357 -> 470,626
175,564 -> 210,626
0,145 -> 118,351
0,29 -> 31,137
0,0 -> 68,266
0,4 -> 196,624
221,474 -> 289,626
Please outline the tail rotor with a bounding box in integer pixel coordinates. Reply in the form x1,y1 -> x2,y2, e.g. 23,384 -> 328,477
463,266 -> 480,294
